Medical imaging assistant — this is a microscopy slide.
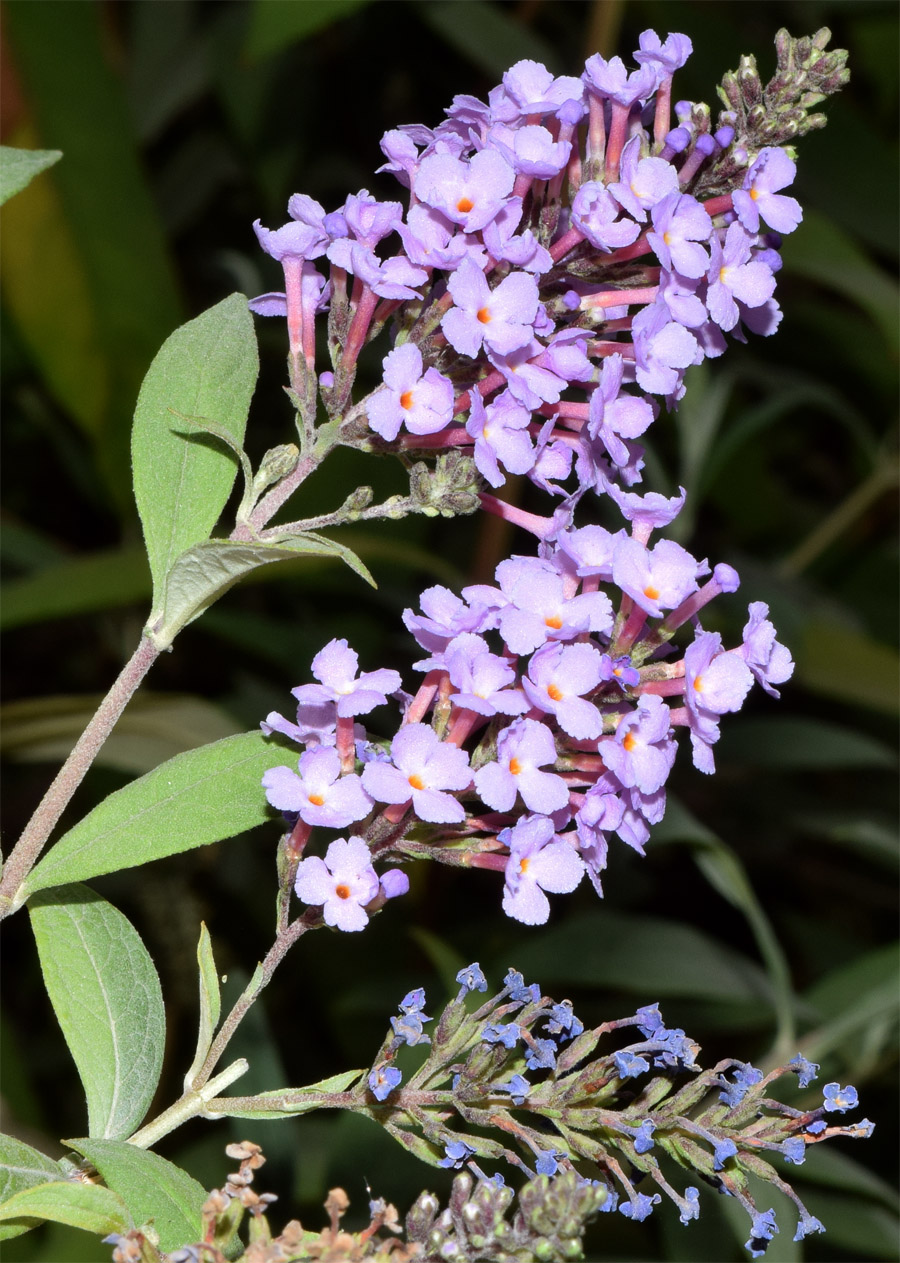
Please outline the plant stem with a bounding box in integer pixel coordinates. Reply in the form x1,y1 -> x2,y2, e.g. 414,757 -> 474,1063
0,635 -> 160,917
128,1058 -> 250,1149
191,911 -> 316,1090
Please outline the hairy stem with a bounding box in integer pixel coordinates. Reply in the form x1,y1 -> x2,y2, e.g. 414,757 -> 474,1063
0,635 -> 160,917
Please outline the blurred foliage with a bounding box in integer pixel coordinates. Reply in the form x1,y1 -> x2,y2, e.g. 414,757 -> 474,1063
1,1 -> 896,1260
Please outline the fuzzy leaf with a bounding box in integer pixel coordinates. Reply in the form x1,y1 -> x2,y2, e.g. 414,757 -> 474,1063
64,1139 -> 206,1252
132,294 -> 258,607
28,886 -> 165,1139
185,922 -> 222,1087
147,534 -> 374,649
0,145 -> 62,206
209,1069 -> 365,1120
19,732 -> 280,900
0,1180 -> 129,1236
0,1136 -> 64,1241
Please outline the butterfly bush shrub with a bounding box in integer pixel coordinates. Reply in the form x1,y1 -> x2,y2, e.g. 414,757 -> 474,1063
0,24 -> 872,1263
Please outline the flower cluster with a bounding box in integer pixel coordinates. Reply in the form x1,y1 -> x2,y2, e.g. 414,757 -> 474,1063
262,512 -> 792,925
356,968 -> 873,1258
251,29 -> 833,931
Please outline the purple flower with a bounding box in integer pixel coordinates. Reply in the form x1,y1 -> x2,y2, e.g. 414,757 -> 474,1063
647,191 -> 713,279
504,968 -> 540,1003
706,222 -> 777,332
492,555 -> 613,655
612,535 -> 705,617
601,694 -> 677,795
488,123 -> 572,179
609,136 -> 679,221
403,585 -> 495,654
587,354 -> 656,467
683,631 -> 754,773
367,343 -> 454,440
439,1139 -> 476,1169
368,1064 -> 401,1101
465,390 -> 535,488
614,1050 -> 650,1079
292,639 -> 401,718
445,633 -> 528,716
395,204 -> 472,270
733,147 -> 802,235
294,836 -> 379,932
740,602 -> 794,697
456,963 -> 488,996
500,815 -> 584,925
442,258 -> 539,358
415,148 -> 515,233
582,54 -> 658,107
619,1192 -> 661,1222
336,188 -> 402,248
571,182 -> 642,251
491,61 -> 585,124
482,1022 -> 521,1049
474,718 -> 569,815
252,194 -> 329,262
633,30 -> 693,75
262,746 -> 372,828
361,723 -> 471,823
523,642 -> 604,740
632,299 -> 700,398
327,240 -> 427,300
379,869 -> 410,900
717,1061 -> 764,1107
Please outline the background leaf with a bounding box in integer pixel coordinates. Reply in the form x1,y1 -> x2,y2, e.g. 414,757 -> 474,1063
0,146 -> 62,207
28,885 -> 165,1139
63,1138 -> 206,1253
19,732 -> 281,899
132,293 -> 259,608
0,1136 -> 64,1242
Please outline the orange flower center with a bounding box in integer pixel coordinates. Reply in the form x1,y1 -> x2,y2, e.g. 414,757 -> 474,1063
643,585 -> 660,601
456,196 -> 474,213
335,884 -> 351,900
408,774 -> 425,790
545,614 -> 563,629
477,306 -> 492,324
307,793 -> 326,806
508,757 -> 522,776
399,389 -> 415,410
623,732 -> 637,752
547,684 -> 563,701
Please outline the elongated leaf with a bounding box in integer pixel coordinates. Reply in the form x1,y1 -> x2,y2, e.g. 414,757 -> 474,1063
0,145 -> 62,206
0,1180 -> 129,1236
132,294 -> 258,607
797,619 -> 900,715
185,923 -> 222,1088
416,0 -> 560,77
506,910 -> 773,1006
721,715 -> 897,770
0,1136 -> 64,1241
148,533 -> 374,649
1,693 -> 240,776
20,732 -> 281,900
210,1069 -> 365,1120
64,1139 -> 206,1252
0,546 -> 151,631
28,885 -> 165,1139
245,0 -> 371,60
3,1 -> 182,504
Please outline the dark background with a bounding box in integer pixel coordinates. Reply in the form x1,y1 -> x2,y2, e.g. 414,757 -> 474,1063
1,2 -> 897,1259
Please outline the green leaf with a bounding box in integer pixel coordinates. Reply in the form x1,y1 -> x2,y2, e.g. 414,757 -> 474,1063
19,732 -> 281,900
185,923 -> 222,1088
0,145 -> 62,206
506,910 -> 773,1006
797,619 -> 900,715
416,0 -> 560,78
0,546 -> 151,631
147,533 -> 374,649
0,1135 -> 64,1241
2,1 -> 182,506
246,0 -> 371,59
719,715 -> 897,770
28,885 -> 165,1139
64,1139 -> 206,1253
210,1068 -> 364,1120
132,294 -> 258,608
783,209 -> 900,353
1,693 -> 241,776
0,1180 -> 129,1237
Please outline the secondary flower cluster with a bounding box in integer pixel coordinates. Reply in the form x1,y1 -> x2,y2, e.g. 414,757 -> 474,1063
249,29 -> 826,509
261,479 -> 793,928
360,967 -> 873,1258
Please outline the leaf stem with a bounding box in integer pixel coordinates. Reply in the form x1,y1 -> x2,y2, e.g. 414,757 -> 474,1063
0,635 -> 160,917
191,910 -> 317,1090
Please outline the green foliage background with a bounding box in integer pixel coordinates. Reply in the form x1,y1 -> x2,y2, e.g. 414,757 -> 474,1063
1,1 -> 896,1259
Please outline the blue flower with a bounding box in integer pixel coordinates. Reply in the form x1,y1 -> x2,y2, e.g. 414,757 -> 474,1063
368,1064 -> 402,1102
535,1148 -> 562,1176
620,1193 -> 660,1222
494,1073 -> 531,1104
504,969 -> 540,1004
679,1187 -> 700,1225
482,1022 -> 520,1049
456,963 -> 488,996
525,1037 -> 557,1070
615,1050 -> 651,1079
823,1082 -> 858,1113
788,1054 -> 819,1088
439,1139 -> 475,1169
745,1208 -> 778,1259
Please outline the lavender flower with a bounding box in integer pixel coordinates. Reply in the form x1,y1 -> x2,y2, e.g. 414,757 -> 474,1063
294,835 -> 379,931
